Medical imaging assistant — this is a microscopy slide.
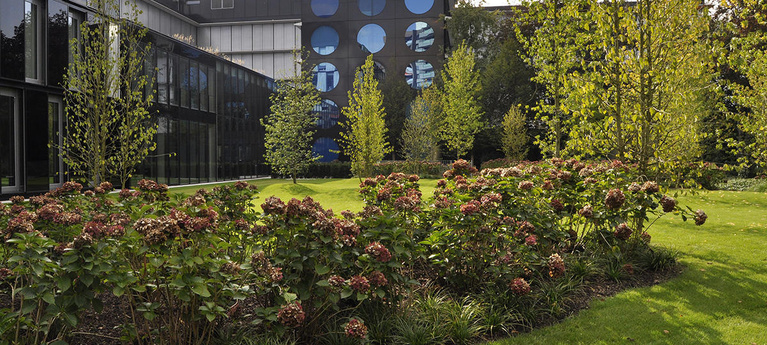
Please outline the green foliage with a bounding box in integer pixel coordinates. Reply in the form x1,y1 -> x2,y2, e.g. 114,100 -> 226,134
372,161 -> 448,179
400,86 -> 441,162
340,55 -> 392,178
380,69 -> 416,159
444,0 -> 500,65
724,1 -> 767,171
517,0 -> 585,157
501,105 -> 529,161
62,0 -> 157,188
439,42 -> 483,159
263,51 -> 321,184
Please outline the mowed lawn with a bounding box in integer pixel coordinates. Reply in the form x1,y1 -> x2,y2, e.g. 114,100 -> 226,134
174,179 -> 767,344
489,190 -> 767,345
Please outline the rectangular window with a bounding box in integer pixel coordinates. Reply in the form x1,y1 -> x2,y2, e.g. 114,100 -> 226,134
157,50 -> 169,104
48,98 -> 64,188
190,61 -> 200,110
211,0 -> 234,10
25,0 -> 44,82
169,54 -> 178,106
180,57 -> 190,108
200,65 -> 209,112
67,9 -> 84,60
0,89 -> 21,193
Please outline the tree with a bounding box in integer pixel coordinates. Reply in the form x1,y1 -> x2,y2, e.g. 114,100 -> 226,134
340,55 -> 391,178
517,0 -> 585,158
262,51 -> 321,184
380,70 -> 415,159
501,105 -> 528,161
62,0 -> 156,188
401,86 -> 441,161
719,0 -> 767,171
439,42 -> 483,160
444,0 -> 500,68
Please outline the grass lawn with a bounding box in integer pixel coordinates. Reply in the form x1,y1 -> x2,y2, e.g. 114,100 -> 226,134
172,180 -> 767,344
172,177 -> 438,212
488,190 -> 767,345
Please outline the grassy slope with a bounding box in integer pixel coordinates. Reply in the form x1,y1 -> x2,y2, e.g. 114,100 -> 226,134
489,190 -> 767,345
173,180 -> 767,344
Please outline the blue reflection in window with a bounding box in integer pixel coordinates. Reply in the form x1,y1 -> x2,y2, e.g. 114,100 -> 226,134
312,62 -> 339,92
312,0 -> 339,18
358,0 -> 385,16
313,137 -> 339,162
405,60 -> 434,89
311,26 -> 339,55
314,99 -> 340,129
405,0 -> 433,14
405,22 -> 434,53
357,24 -> 386,54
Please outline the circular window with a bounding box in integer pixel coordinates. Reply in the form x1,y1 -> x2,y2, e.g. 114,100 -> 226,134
405,0 -> 433,14
311,0 -> 339,18
405,60 -> 434,89
405,22 -> 434,53
357,24 -> 386,53
358,0 -> 385,16
311,26 -> 339,55
313,99 -> 340,129
313,137 -> 340,162
312,63 -> 339,92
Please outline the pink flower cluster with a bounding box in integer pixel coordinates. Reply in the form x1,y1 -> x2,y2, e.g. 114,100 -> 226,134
509,277 -> 531,295
548,254 -> 565,278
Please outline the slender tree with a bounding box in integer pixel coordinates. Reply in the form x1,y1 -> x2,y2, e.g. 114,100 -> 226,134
401,86 -> 441,161
439,42 -> 483,160
340,55 -> 391,178
517,0 -> 585,158
262,51 -> 321,184
501,104 -> 528,161
62,0 -> 157,188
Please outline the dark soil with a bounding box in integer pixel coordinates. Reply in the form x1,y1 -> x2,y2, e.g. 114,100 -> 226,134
1,264 -> 684,345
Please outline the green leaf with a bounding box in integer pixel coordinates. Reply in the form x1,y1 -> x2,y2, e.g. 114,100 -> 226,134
316,280 -> 330,287
112,286 -> 125,297
282,292 -> 297,303
340,289 -> 353,299
191,283 -> 211,298
58,276 -> 72,292
314,264 -> 330,275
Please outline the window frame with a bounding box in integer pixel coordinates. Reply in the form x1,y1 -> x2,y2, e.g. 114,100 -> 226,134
25,0 -> 45,84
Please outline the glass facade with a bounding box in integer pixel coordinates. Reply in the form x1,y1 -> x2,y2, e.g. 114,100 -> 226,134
312,62 -> 339,92
405,0 -> 434,14
314,99 -> 340,129
405,22 -> 434,53
0,0 -> 274,197
357,24 -> 386,54
313,137 -> 339,163
311,0 -> 339,18
311,26 -> 339,56
358,0 -> 386,16
405,60 -> 435,89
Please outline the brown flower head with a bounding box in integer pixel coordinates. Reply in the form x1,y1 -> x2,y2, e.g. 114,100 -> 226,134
277,302 -> 305,327
368,270 -> 388,287
694,210 -> 707,226
659,195 -> 677,213
509,277 -> 531,295
349,275 -> 370,292
614,222 -> 633,241
605,189 -> 625,210
344,319 -> 368,339
548,253 -> 566,278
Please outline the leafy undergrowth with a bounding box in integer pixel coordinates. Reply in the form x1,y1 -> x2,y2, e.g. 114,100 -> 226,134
487,190 -> 767,345
0,160 -> 711,345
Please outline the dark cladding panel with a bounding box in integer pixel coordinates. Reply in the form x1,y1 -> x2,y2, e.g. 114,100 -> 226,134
48,0 -> 68,88
24,90 -> 49,193
1,0 -> 25,80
